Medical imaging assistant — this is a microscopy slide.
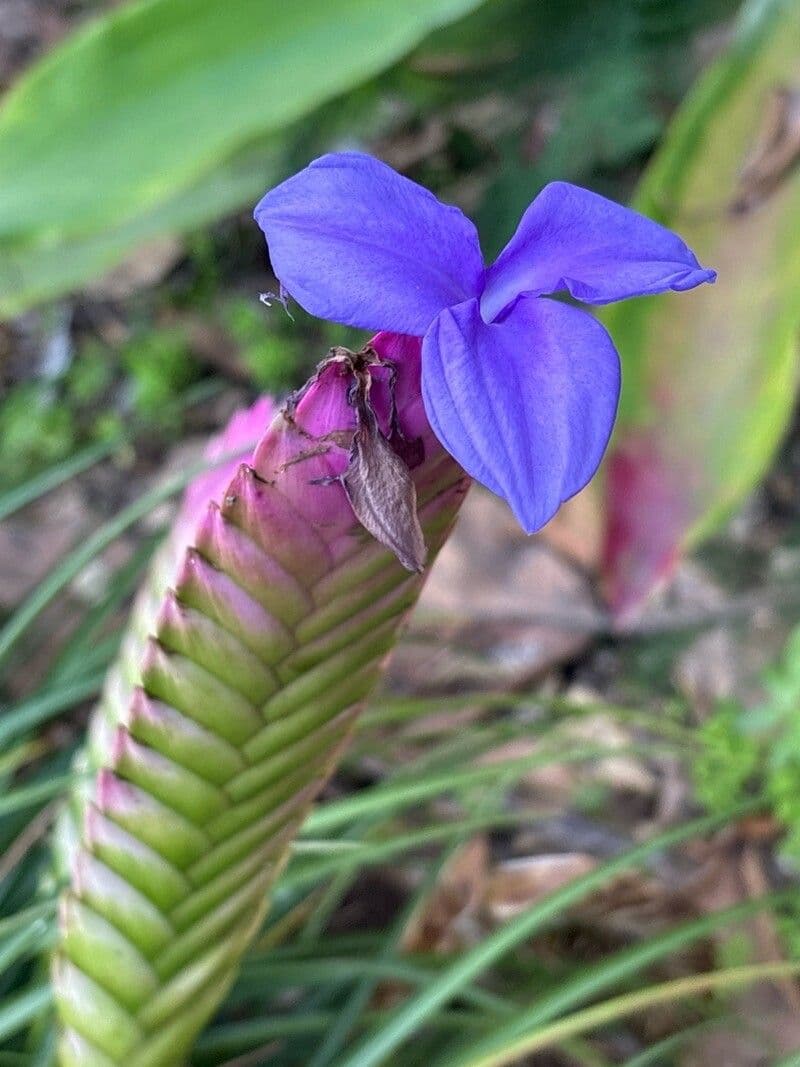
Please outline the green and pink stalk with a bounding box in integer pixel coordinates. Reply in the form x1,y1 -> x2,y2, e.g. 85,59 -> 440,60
52,332 -> 470,1066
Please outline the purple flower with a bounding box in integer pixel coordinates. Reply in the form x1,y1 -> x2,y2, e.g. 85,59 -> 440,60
254,153 -> 715,533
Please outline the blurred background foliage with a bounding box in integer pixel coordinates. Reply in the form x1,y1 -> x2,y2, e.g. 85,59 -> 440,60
3,0 -> 800,1063
0,0 -> 746,488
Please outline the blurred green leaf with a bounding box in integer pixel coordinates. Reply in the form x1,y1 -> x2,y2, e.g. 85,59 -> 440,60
122,327 -> 199,425
0,441 -> 257,667
435,961 -> 800,1067
418,0 -> 741,258
0,986 -> 51,1046
692,700 -> 761,812
602,0 -> 800,613
302,742 -> 664,836
0,922 -> 51,978
0,774 -> 83,819
0,386 -> 75,488
0,0 -> 487,317
0,440 -> 116,524
431,895 -> 787,1066
0,140 -> 282,318
0,677 -> 104,753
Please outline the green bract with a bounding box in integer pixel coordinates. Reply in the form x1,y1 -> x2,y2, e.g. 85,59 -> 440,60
52,334 -> 469,1065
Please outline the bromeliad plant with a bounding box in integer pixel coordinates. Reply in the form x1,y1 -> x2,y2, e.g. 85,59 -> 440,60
52,156 -> 713,1065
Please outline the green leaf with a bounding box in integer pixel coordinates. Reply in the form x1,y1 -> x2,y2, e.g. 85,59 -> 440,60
0,0 -> 487,318
602,0 -> 800,613
0,904 -> 57,944
0,141 -> 283,319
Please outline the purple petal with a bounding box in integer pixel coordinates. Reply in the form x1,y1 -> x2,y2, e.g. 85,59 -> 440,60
254,153 -> 485,334
481,181 -> 716,321
421,295 -> 620,533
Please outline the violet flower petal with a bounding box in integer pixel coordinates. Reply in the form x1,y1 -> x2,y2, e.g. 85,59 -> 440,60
481,181 -> 716,321
254,153 -> 485,334
421,295 -> 620,533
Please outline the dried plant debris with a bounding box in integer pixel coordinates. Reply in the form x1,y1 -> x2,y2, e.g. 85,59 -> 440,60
342,400 -> 427,573
287,344 -> 428,572
732,84 -> 800,213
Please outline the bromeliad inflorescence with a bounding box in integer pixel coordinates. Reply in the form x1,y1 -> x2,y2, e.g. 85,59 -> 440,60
52,158 -> 715,1067
52,333 -> 470,1067
255,152 -> 716,534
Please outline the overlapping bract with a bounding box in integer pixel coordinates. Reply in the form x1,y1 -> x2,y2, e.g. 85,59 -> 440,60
255,153 -> 716,532
53,334 -> 469,1066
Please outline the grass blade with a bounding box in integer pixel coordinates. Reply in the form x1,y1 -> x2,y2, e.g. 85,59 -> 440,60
432,894 -> 792,1065
446,962 -> 800,1067
0,441 -> 117,524
0,986 -> 51,1045
0,677 -> 104,752
0,444 -> 256,666
331,801 -> 763,1067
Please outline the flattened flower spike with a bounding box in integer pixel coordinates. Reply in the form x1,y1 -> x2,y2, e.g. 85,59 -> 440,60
255,152 -> 716,533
